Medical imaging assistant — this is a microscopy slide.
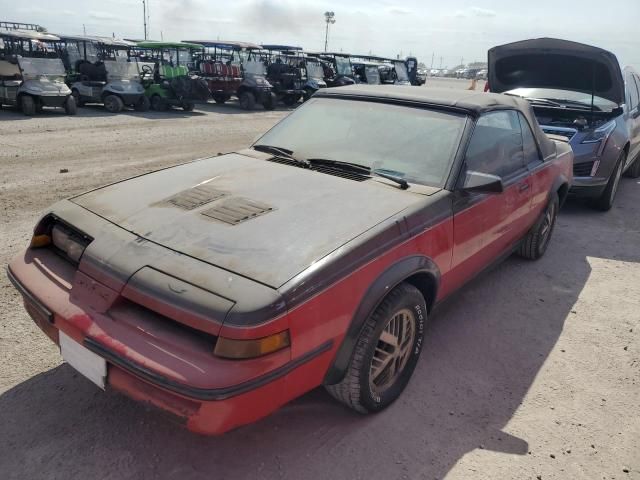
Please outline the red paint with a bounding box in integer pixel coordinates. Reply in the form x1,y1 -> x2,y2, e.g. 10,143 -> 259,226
8,150 -> 571,435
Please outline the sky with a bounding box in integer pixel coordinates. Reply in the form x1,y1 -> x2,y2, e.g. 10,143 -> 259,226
3,0 -> 639,70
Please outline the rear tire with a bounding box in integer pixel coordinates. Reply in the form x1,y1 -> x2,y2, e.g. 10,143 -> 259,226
325,283 -> 427,413
21,95 -> 35,116
213,94 -> 227,104
239,91 -> 256,110
592,151 -> 625,211
134,95 -> 150,112
625,152 -> 640,179
262,93 -> 276,111
64,96 -> 77,115
182,101 -> 194,112
283,94 -> 298,107
517,192 -> 559,260
104,94 -> 123,113
71,89 -> 84,107
151,95 -> 168,111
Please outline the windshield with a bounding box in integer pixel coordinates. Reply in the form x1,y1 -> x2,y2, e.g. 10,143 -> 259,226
306,60 -> 324,80
335,56 -> 352,76
255,98 -> 467,187
105,60 -> 140,80
365,65 -> 381,84
507,87 -> 617,111
244,58 -> 266,76
18,57 -> 66,78
394,61 -> 409,82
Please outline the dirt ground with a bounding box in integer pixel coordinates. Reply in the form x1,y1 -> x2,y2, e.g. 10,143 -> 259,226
1,79 -> 639,480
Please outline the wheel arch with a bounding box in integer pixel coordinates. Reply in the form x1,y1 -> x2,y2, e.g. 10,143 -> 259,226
551,174 -> 570,207
323,255 -> 440,385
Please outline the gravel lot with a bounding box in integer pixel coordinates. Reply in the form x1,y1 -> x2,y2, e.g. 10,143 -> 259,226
1,78 -> 639,480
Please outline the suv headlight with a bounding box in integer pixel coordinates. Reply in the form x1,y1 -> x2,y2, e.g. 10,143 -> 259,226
581,120 -> 616,156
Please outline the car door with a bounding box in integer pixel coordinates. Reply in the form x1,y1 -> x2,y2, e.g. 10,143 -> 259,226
447,110 -> 531,289
519,111 -> 551,222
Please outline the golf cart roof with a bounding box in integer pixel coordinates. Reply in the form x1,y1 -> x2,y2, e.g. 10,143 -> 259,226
260,44 -> 303,51
0,28 -> 60,41
305,51 -> 351,57
488,37 -> 625,105
58,34 -> 135,47
136,41 -> 202,50
184,40 -> 261,50
351,60 -> 382,67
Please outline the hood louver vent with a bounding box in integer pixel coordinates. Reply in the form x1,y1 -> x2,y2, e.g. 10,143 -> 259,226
165,183 -> 227,210
265,156 -> 369,182
201,197 -> 275,225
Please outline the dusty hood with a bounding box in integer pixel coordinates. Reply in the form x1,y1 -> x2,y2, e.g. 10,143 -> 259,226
71,153 -> 427,288
488,38 -> 624,105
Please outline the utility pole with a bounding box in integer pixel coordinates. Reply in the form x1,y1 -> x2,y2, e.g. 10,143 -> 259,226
83,24 -> 86,35
324,11 -> 335,52
430,52 -> 434,69
142,0 -> 148,40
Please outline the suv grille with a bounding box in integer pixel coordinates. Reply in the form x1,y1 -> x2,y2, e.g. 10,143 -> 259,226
201,197 -> 274,225
573,161 -> 595,177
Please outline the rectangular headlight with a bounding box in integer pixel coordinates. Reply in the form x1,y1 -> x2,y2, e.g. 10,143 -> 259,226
51,224 -> 88,263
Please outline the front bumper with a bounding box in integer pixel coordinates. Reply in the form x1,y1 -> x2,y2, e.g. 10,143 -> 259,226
569,176 -> 609,198
7,250 -> 333,435
39,95 -> 69,108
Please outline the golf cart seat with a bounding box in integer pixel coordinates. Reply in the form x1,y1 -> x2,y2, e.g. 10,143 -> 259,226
161,65 -> 188,79
0,61 -> 20,79
78,61 -> 107,82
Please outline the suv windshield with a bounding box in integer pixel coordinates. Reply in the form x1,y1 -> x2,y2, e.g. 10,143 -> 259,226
18,57 -> 66,78
507,87 -> 618,111
255,98 -> 467,187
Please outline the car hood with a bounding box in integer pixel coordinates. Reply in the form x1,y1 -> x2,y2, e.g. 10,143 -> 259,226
488,38 -> 624,105
71,152 -> 430,288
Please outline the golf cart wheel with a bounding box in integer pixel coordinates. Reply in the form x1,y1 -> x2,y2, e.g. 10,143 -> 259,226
325,282 -> 427,414
104,94 -> 124,113
283,94 -> 298,107
517,192 -> 559,260
134,96 -> 150,112
64,96 -> 78,115
151,95 -> 168,112
182,101 -> 194,112
592,151 -> 625,211
624,152 -> 640,179
213,94 -> 227,104
262,93 -> 276,111
239,91 -> 256,110
71,89 -> 84,107
20,95 -> 36,116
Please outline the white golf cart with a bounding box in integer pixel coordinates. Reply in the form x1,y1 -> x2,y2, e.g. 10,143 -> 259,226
0,28 -> 76,115
61,35 -> 149,113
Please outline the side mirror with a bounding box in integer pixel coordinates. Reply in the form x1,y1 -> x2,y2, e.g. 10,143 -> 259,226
460,170 -> 504,193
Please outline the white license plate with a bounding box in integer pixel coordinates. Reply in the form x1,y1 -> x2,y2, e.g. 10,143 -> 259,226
60,331 -> 107,390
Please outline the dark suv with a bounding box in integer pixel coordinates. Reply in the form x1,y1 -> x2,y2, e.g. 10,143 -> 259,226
489,38 -> 640,210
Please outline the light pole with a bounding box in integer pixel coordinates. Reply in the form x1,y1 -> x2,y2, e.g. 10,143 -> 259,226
324,11 -> 335,52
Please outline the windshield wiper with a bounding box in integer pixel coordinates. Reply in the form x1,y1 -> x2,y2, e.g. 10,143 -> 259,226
307,158 -> 410,190
252,144 -> 309,166
544,98 -> 601,111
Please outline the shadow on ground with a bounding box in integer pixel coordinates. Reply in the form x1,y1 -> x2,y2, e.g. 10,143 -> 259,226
0,179 -> 638,480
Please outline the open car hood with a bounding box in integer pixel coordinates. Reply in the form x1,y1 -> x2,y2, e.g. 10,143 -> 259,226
488,38 -> 624,105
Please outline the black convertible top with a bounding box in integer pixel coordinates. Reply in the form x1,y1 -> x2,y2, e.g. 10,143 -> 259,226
316,85 -> 557,159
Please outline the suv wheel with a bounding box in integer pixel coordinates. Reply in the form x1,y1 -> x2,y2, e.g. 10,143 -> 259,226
325,283 -> 427,413
593,151 -> 625,211
518,192 -> 559,260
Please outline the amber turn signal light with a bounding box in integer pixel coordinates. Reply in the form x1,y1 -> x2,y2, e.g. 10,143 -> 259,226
30,234 -> 52,248
214,331 -> 290,359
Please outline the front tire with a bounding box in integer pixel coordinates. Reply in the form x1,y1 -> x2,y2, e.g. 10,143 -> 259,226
282,94 -> 298,107
151,95 -> 168,111
182,101 -> 194,112
593,151 -> 625,211
103,94 -> 124,113
518,192 -> 559,260
21,95 -> 35,116
64,96 -> 77,115
262,92 -> 276,111
325,283 -> 427,413
134,95 -> 150,112
239,91 -> 256,110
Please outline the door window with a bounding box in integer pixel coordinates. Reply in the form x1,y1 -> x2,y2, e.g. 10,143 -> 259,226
518,113 -> 542,165
464,110 -> 525,179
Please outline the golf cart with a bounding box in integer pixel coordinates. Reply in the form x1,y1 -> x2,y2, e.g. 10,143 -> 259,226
309,52 -> 356,87
0,29 -> 76,115
185,40 -> 276,110
133,41 -> 210,111
60,35 -> 148,113
261,45 -> 307,106
299,54 -> 327,100
350,57 -> 382,85
357,55 -> 413,86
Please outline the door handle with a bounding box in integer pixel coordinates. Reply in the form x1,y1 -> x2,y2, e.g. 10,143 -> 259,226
518,182 -> 530,192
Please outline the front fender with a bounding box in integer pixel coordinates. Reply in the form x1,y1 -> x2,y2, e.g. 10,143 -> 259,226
323,255 -> 440,385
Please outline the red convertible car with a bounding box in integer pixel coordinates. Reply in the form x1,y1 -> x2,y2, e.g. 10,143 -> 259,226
8,86 -> 573,435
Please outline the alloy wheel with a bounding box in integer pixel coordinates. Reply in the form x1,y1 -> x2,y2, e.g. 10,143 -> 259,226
539,201 -> 556,250
369,308 -> 416,395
